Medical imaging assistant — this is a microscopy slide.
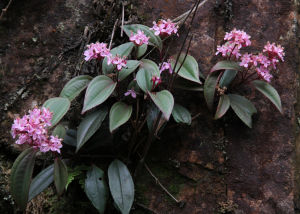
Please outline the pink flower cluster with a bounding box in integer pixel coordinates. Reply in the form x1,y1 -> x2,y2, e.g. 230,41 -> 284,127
107,55 -> 127,71
216,29 -> 251,59
239,42 -> 284,82
129,30 -> 150,46
216,29 -> 285,82
151,19 -> 178,37
84,42 -> 110,61
11,107 -> 63,153
84,42 -> 128,71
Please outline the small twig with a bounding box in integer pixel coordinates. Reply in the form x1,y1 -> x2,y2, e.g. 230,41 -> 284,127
109,19 -> 119,49
172,0 -> 210,25
144,162 -> 181,204
0,0 -> 13,20
192,112 -> 202,120
135,203 -> 160,214
121,3 -> 125,37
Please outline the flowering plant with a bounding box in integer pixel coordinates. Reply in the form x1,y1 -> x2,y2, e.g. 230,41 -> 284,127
9,11 -> 203,212
204,29 -> 284,127
9,5 -> 284,213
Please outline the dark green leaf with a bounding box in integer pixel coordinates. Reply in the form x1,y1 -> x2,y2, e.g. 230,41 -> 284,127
108,160 -> 134,214
29,164 -> 54,201
214,95 -> 230,119
54,158 -> 68,195
109,102 -> 133,133
43,97 -> 70,127
172,104 -> 191,125
123,24 -> 162,51
149,90 -> 174,120
63,129 -> 77,147
219,70 -> 238,88
147,104 -> 160,132
76,107 -> 108,153
82,76 -> 117,113
10,148 -> 37,210
228,94 -> 257,128
210,61 -> 242,73
204,72 -> 220,110
253,80 -> 282,113
137,44 -> 147,58
52,125 -> 66,139
118,60 -> 140,81
173,78 -> 203,91
60,75 -> 92,101
171,54 -> 203,83
102,42 -> 134,74
85,165 -> 108,214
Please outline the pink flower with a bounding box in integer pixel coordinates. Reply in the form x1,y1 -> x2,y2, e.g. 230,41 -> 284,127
216,42 -> 241,59
11,107 -> 63,154
240,53 -> 252,68
256,66 -> 273,82
151,19 -> 178,37
129,30 -> 150,46
107,55 -> 127,71
124,89 -> 137,98
224,28 -> 251,48
159,60 -> 173,74
263,42 -> 285,69
151,76 -> 161,87
256,53 -> 270,68
263,42 -> 285,61
84,42 -> 111,61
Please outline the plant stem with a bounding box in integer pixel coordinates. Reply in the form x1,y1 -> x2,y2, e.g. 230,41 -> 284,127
144,163 -> 182,204
109,19 -> 119,49
0,0 -> 13,20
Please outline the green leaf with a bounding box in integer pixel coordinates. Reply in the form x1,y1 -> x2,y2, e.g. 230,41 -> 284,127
171,54 -> 203,83
123,24 -> 162,51
172,104 -> 191,125
147,104 -> 160,132
136,68 -> 152,93
253,80 -> 282,113
102,42 -> 134,74
60,75 -> 92,101
43,97 -> 70,127
214,95 -> 230,119
108,160 -> 134,214
210,61 -> 242,73
82,76 -> 117,114
140,59 -> 160,76
149,90 -> 174,120
173,78 -> 203,91
228,94 -> 257,128
10,148 -> 37,210
52,125 -> 66,139
63,129 -> 77,147
204,72 -> 220,110
118,60 -> 141,81
54,158 -> 68,196
109,102 -> 133,133
28,164 -> 54,201
136,59 -> 160,93
76,107 -> 108,153
85,165 -> 108,214
137,44 -> 147,58
219,70 -> 238,88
